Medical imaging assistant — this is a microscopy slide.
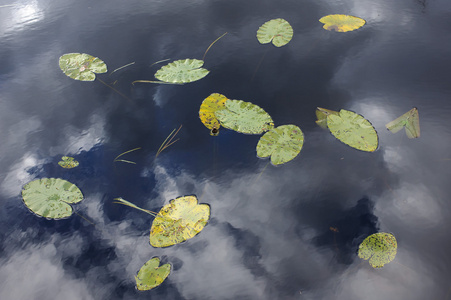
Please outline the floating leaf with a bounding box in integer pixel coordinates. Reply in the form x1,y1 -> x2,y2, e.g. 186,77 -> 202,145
59,53 -> 107,81
150,195 -> 210,248
385,108 -> 420,139
135,257 -> 171,291
215,100 -> 274,134
317,108 -> 378,152
319,14 -> 366,32
358,232 -> 397,268
199,93 -> 228,136
315,107 -> 340,129
257,18 -> 293,47
58,156 -> 79,168
256,125 -> 304,165
22,178 -> 83,219
154,59 -> 209,83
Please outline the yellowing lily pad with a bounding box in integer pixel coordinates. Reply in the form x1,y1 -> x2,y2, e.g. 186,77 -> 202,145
59,53 -> 107,81
150,195 -> 210,248
319,14 -> 366,32
215,100 -> 274,135
155,59 -> 209,83
358,232 -> 397,268
22,178 -> 84,219
385,107 -> 420,139
58,156 -> 79,169
315,107 -> 340,129
257,18 -> 293,47
256,125 -> 304,165
317,108 -> 378,152
199,93 -> 228,136
135,257 -> 171,291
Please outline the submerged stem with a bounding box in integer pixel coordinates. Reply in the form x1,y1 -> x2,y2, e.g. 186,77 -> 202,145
202,32 -> 228,61
110,62 -> 135,75
97,77 -> 132,101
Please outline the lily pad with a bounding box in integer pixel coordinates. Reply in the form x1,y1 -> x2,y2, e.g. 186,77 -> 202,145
150,195 -> 210,248
319,14 -> 366,32
22,178 -> 84,219
155,59 -> 209,83
315,107 -> 340,129
215,100 -> 274,134
59,53 -> 107,81
385,107 -> 420,139
256,125 -> 304,165
135,257 -> 171,291
58,156 -> 79,169
318,108 -> 378,152
358,232 -> 397,268
199,93 -> 228,136
257,18 -> 293,47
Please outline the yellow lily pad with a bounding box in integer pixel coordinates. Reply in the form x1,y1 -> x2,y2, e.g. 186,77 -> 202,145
199,93 -> 228,136
358,232 -> 397,268
58,156 -> 79,169
319,14 -> 366,32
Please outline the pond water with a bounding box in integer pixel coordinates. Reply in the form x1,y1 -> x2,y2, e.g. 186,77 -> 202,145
1,0 -> 451,299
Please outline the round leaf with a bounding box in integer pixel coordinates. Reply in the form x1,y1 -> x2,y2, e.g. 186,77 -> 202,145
58,156 -> 79,169
150,195 -> 210,248
154,59 -> 209,83
257,18 -> 293,47
319,14 -> 366,32
326,109 -> 378,152
256,125 -> 304,165
199,93 -> 228,135
135,257 -> 171,291
59,53 -> 107,81
22,178 -> 84,219
358,233 -> 397,268
215,100 -> 274,135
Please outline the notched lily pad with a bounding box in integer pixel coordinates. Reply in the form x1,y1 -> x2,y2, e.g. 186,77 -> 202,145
358,232 -> 397,268
136,257 -> 171,291
59,53 -> 107,81
199,93 -> 228,136
150,195 -> 210,248
319,14 -> 366,32
385,107 -> 420,138
22,178 -> 84,219
215,100 -> 274,134
58,156 -> 79,168
257,18 -> 293,47
155,59 -> 209,83
256,125 -> 304,165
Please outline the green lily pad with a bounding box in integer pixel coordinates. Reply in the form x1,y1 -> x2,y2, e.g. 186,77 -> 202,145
317,108 -> 378,152
358,232 -> 397,268
215,100 -> 274,134
199,93 -> 228,136
154,59 -> 209,83
256,125 -> 304,165
315,107 -> 340,129
257,18 -> 293,47
385,107 -> 420,138
58,156 -> 79,169
22,178 -> 84,219
150,195 -> 210,248
135,257 -> 171,291
59,53 -> 107,81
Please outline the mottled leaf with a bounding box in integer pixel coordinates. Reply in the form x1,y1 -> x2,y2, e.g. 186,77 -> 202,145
58,156 -> 79,169
256,125 -> 304,165
155,59 -> 209,83
150,195 -> 210,248
215,100 -> 274,134
59,53 -> 107,81
135,257 -> 171,291
199,93 -> 228,136
319,14 -> 366,32
315,107 -> 340,129
22,178 -> 83,219
358,232 -> 397,268
257,18 -> 293,47
385,108 -> 420,139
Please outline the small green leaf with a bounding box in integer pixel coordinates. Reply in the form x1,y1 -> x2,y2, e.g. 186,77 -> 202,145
154,59 -> 209,83
257,18 -> 293,47
215,100 -> 274,134
256,125 -> 304,165
58,156 -> 79,169
135,257 -> 171,291
358,233 -> 397,268
59,53 -> 107,81
385,108 -> 420,138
